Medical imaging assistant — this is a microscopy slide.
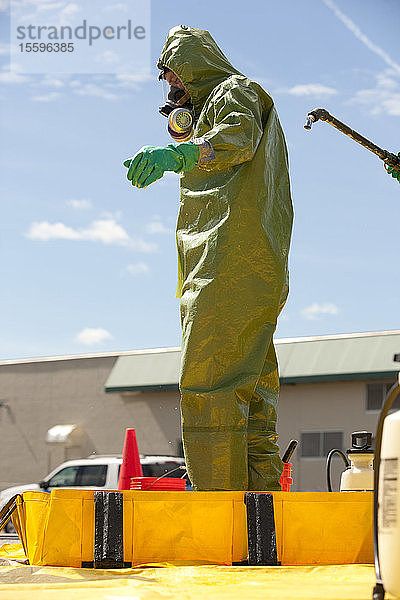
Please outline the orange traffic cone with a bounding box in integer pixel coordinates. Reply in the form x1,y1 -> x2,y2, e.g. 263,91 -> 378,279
118,428 -> 143,490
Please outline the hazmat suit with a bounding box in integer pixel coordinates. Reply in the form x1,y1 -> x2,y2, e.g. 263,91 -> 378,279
124,26 -> 293,491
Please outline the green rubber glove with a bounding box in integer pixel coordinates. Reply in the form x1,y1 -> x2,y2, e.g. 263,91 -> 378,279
385,153 -> 400,183
123,143 -> 199,188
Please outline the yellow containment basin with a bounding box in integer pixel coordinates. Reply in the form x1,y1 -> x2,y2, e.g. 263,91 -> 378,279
12,489 -> 373,568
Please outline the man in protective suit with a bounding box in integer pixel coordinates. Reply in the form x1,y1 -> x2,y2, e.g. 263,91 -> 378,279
124,26 -> 293,491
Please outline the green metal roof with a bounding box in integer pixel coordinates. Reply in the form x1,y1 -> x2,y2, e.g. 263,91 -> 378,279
277,331 -> 400,383
105,349 -> 181,393
104,331 -> 400,392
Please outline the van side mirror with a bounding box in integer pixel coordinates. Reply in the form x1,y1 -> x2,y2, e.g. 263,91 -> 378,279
39,480 -> 49,490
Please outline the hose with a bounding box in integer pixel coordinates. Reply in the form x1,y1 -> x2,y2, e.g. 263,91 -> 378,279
326,449 -> 350,492
146,464 -> 187,489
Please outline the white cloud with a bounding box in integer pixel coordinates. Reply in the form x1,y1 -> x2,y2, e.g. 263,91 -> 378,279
383,96 -> 400,116
80,219 -> 131,245
12,1 -> 80,27
146,220 -> 173,235
76,327 -> 112,345
66,198 -> 92,210
115,73 -> 152,88
323,0 -> 400,76
351,90 -> 400,116
125,262 -> 149,276
287,84 -> 337,97
41,76 -> 65,88
100,210 -> 123,221
26,218 -> 157,251
59,2 -> 80,24
0,71 -> 30,84
129,237 -> 156,253
349,69 -> 400,116
31,92 -> 62,102
36,2 -> 66,12
27,221 -> 81,241
376,72 -> 398,90
95,51 -> 120,66
72,83 -> 118,101
102,3 -> 128,12
301,302 -> 339,320
0,68 -> 149,103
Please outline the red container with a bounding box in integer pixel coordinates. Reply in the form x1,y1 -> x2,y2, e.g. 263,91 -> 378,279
130,476 -> 186,491
279,462 -> 293,492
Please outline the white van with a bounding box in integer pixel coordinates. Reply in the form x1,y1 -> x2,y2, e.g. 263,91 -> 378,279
0,454 -> 188,531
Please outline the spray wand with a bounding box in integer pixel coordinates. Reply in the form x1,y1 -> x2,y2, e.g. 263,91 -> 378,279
282,440 -> 298,464
304,108 -> 400,173
279,440 -> 298,492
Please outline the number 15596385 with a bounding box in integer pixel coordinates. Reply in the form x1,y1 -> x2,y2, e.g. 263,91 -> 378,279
19,43 -> 74,52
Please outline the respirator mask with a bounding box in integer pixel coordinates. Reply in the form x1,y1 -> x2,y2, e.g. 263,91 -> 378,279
158,67 -> 195,142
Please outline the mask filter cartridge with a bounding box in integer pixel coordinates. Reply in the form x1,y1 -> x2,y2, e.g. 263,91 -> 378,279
168,108 -> 194,142
159,82 -> 195,142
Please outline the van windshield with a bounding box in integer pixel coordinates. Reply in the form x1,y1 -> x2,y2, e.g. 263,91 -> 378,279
47,464 -> 107,488
141,461 -> 182,478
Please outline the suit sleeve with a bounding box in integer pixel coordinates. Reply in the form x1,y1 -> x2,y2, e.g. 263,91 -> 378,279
195,81 -> 270,171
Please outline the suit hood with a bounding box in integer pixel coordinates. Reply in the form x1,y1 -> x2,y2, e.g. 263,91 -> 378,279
157,26 -> 242,115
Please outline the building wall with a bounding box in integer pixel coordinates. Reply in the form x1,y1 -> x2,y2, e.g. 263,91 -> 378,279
0,357 -> 182,490
0,355 -> 388,491
278,380 -> 381,491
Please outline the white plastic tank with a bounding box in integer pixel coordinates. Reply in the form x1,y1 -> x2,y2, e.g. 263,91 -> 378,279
340,453 -> 374,491
378,408 -> 400,598
340,431 -> 374,492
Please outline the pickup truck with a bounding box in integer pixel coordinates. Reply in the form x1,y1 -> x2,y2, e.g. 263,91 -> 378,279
0,454 -> 187,531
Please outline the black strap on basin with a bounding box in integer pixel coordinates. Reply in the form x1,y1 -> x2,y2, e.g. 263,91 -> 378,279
92,491 -> 124,569
245,492 -> 278,566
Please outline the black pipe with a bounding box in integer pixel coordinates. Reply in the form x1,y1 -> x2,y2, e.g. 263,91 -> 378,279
304,108 -> 400,171
326,449 -> 350,492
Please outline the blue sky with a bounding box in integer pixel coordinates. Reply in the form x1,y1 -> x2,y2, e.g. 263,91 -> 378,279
0,0 -> 399,360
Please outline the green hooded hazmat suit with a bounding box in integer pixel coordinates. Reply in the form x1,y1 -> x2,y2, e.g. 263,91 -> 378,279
127,26 -> 293,491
